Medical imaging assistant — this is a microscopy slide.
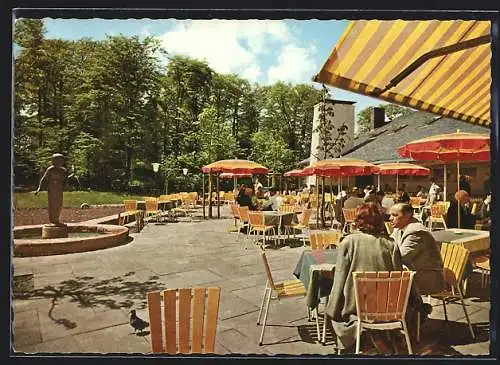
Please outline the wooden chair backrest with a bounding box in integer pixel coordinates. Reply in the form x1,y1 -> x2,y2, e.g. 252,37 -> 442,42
440,242 -> 470,287
353,271 -> 415,322
230,204 -> 240,218
385,221 -> 394,235
300,209 -> 313,226
259,247 -> 275,289
279,204 -> 296,213
409,197 -> 422,208
290,191 -> 297,196
343,208 -> 358,222
124,200 -> 137,211
188,192 -> 198,201
248,211 -> 265,227
430,204 -> 447,217
145,199 -> 158,211
159,195 -> 170,202
237,206 -> 250,223
147,287 -> 221,354
144,196 -> 157,201
310,231 -> 342,250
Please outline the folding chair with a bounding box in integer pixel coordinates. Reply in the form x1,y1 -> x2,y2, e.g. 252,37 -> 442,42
428,204 -> 448,231
145,199 -> 161,222
147,287 -> 221,354
342,208 -> 358,235
287,209 -> 313,246
257,246 -> 309,345
248,211 -> 277,248
237,206 -> 251,247
353,271 -> 416,354
417,242 -> 475,342
309,230 -> 342,250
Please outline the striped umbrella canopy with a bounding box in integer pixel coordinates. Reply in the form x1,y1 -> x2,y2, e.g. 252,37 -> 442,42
398,130 -> 490,228
283,169 -> 306,177
313,20 -> 491,127
201,159 -> 269,174
302,158 -> 380,176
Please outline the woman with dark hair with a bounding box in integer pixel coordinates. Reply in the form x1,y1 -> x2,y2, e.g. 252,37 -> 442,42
324,203 -> 405,353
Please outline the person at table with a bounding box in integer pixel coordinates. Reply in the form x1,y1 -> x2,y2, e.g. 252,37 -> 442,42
253,178 -> 263,193
324,203 -> 428,354
396,185 -> 410,204
236,184 -> 247,203
426,177 -> 441,206
480,193 -> 491,220
389,203 -> 445,295
446,190 -> 476,229
343,187 -> 364,209
256,186 -> 266,199
383,183 -> 393,194
262,188 -> 282,211
238,187 -> 257,210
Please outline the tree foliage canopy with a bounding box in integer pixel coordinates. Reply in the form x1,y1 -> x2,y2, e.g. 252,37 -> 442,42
13,19 -> 327,192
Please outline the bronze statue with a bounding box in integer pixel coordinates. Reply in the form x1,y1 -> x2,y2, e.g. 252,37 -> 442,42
35,153 -> 73,226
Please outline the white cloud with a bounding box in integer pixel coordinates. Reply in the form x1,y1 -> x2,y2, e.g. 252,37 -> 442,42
241,64 -> 261,83
156,20 -> 292,81
267,44 -> 318,84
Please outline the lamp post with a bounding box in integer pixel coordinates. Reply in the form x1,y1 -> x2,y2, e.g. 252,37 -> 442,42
152,162 -> 161,195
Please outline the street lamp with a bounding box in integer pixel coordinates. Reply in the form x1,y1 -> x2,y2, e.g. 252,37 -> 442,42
182,168 -> 188,176
152,163 -> 160,173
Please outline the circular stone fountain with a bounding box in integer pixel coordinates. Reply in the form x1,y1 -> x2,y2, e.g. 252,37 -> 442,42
13,223 -> 130,257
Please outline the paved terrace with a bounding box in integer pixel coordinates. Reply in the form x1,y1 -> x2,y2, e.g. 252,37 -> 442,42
12,206 -> 490,356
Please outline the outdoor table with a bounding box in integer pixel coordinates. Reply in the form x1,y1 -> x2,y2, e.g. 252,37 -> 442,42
431,228 -> 489,253
431,228 -> 490,280
293,249 -> 338,309
263,211 -> 298,228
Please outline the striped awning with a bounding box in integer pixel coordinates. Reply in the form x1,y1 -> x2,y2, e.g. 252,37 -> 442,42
313,20 -> 491,126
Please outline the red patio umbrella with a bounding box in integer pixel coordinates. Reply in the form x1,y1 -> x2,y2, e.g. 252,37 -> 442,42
398,130 -> 490,228
376,162 -> 431,192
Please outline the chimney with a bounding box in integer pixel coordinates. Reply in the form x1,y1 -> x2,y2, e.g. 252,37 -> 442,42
370,107 -> 385,130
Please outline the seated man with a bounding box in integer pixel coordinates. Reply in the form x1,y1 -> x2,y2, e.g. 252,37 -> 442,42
238,188 -> 257,210
389,203 -> 445,295
325,203 -> 428,354
446,190 -> 476,229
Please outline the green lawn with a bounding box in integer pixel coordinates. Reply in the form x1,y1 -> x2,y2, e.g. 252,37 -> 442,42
14,191 -> 146,209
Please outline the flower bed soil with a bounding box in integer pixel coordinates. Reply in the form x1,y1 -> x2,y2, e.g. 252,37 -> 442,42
14,207 -> 124,227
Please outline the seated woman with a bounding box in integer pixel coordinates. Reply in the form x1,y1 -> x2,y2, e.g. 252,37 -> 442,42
324,203 -> 427,354
238,188 -> 257,210
396,187 -> 410,204
446,190 -> 476,229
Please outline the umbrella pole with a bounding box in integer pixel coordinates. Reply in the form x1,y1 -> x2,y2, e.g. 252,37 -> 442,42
457,160 -> 461,228
316,174 -> 319,229
378,174 -> 380,191
208,172 -> 212,219
444,164 -> 447,201
217,174 -> 220,219
202,173 -> 206,219
338,176 -> 342,195
233,176 -> 236,190
396,174 -> 399,192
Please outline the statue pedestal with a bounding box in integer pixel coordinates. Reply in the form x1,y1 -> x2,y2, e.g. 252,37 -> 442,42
42,224 -> 68,239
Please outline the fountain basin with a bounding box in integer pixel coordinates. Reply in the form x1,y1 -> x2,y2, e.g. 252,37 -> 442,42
13,223 -> 130,257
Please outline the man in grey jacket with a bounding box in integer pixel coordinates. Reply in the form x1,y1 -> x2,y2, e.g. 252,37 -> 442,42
389,203 -> 445,294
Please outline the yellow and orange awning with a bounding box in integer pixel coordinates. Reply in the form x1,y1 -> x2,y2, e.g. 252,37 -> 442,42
313,20 -> 491,126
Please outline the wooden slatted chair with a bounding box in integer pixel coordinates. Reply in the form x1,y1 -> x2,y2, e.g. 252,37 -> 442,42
123,200 -> 138,224
230,203 -> 241,229
278,204 -> 296,213
145,199 -> 161,222
428,204 -> 448,231
409,197 -> 424,219
309,230 -> 342,250
342,208 -> 358,235
248,211 -> 277,248
147,287 -> 221,354
237,206 -> 251,248
353,271 -> 416,354
257,246 -> 308,345
287,209 -> 313,246
473,255 -> 490,288
417,242 -> 475,342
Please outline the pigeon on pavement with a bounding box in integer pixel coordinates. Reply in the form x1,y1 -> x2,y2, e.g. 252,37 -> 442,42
129,310 -> 149,334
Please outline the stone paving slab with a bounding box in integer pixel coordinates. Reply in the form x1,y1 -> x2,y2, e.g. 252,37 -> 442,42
11,205 -> 491,356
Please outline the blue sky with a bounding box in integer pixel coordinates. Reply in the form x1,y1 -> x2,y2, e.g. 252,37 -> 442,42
37,18 -> 386,115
